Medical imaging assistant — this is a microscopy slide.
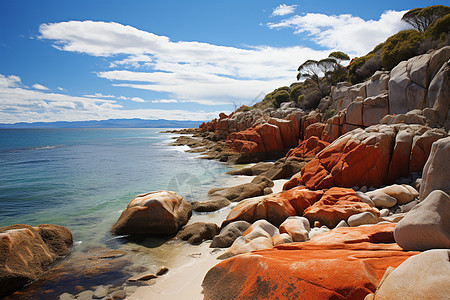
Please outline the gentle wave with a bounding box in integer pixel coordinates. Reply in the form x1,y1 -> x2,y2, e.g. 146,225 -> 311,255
0,144 -> 67,153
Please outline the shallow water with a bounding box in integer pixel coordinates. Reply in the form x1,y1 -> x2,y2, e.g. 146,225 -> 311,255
0,128 -> 230,248
0,128 -> 235,298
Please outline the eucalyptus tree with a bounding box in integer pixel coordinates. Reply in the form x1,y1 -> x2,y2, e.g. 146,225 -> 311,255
401,5 -> 450,32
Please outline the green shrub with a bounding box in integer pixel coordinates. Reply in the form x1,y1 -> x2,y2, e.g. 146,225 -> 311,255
289,84 -> 303,102
273,90 -> 290,108
381,30 -> 425,70
425,14 -> 450,39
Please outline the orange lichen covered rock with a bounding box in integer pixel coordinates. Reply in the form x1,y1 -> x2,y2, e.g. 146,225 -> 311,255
221,188 -> 324,227
202,224 -> 419,300
284,124 -> 447,191
286,136 -> 330,159
303,187 -> 380,228
227,123 -> 284,153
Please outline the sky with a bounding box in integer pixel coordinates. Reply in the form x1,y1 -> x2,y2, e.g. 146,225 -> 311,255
0,0 -> 443,123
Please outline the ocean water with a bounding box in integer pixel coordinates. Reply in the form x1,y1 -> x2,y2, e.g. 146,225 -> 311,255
0,128 -> 230,248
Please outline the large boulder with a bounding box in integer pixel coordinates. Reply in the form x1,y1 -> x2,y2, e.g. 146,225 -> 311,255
369,249 -> 450,300
203,224 -> 418,300
218,220 -> 278,259
210,221 -> 251,248
279,216 -> 310,242
420,136 -> 450,200
394,190 -> 450,251
221,188 -> 324,228
284,124 -> 446,191
176,222 -> 219,245
0,224 -> 73,297
365,184 -> 418,208
303,188 -> 380,228
110,191 -> 192,236
226,123 -> 285,153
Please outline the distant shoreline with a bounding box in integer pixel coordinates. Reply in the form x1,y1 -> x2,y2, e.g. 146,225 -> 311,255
0,118 -> 203,129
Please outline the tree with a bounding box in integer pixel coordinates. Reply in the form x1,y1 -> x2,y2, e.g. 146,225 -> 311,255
402,5 -> 450,32
296,52 -> 350,96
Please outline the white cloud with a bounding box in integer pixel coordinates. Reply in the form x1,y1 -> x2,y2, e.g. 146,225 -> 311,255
32,83 -> 49,90
0,74 -> 22,88
84,93 -> 145,102
267,10 -> 409,56
84,93 -> 116,98
39,20 -> 331,106
130,97 -> 145,102
152,99 -> 179,104
0,73 -> 222,123
272,4 -> 297,17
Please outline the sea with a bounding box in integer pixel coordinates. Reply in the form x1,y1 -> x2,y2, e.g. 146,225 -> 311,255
0,128 -> 231,249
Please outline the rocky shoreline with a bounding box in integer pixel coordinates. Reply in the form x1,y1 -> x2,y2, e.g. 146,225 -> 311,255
1,47 -> 449,299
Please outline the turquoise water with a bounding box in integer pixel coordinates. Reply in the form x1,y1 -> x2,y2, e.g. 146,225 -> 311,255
0,128 -> 230,248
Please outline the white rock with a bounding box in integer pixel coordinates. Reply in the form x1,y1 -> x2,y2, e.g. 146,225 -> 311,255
394,190 -> 450,250
419,136 -> 450,200
373,249 -> 450,299
347,212 -> 379,227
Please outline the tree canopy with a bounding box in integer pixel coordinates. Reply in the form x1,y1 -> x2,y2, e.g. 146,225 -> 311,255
297,52 -> 349,96
402,5 -> 450,32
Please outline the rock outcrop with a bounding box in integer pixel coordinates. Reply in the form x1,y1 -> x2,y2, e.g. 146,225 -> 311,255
203,224 -> 418,300
221,187 -> 325,228
394,190 -> 450,251
419,136 -> 450,200
0,224 -> 73,297
284,124 -> 447,191
303,188 -> 380,228
388,46 -> 450,129
111,191 -> 192,236
286,136 -> 329,159
368,249 -> 450,300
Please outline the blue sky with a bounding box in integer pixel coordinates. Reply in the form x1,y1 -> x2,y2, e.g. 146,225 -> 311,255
0,0 -> 443,123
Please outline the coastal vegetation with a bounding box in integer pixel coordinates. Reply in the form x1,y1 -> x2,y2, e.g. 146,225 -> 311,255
249,4 -> 450,108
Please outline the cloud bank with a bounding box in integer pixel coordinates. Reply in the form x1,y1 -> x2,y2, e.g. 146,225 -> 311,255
0,74 -> 222,123
267,10 -> 409,55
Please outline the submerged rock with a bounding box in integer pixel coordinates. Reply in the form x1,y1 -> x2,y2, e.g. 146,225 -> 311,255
0,224 -> 73,297
111,191 -> 192,236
